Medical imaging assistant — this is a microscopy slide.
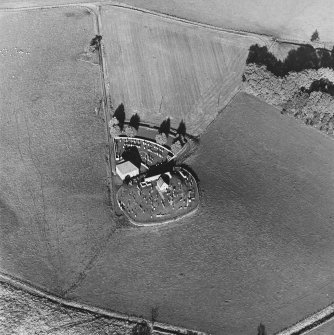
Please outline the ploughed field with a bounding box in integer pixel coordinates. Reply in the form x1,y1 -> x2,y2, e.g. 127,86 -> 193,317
102,5 -> 261,135
0,8 -> 115,295
68,93 -> 334,335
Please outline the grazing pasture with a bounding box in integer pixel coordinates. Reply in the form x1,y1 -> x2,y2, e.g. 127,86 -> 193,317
0,8 -> 114,294
70,93 -> 334,335
102,6 -> 261,135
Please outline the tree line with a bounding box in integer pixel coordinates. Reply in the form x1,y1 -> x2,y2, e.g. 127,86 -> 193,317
303,78 -> 334,96
246,44 -> 334,77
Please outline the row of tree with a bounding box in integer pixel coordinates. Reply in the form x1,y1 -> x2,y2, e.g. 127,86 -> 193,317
109,103 -> 187,155
109,103 -> 141,138
155,118 -> 187,155
246,44 -> 334,77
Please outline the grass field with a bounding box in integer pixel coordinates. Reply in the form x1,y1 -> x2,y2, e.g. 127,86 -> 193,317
0,7 -> 115,295
67,93 -> 334,335
102,6 -> 261,135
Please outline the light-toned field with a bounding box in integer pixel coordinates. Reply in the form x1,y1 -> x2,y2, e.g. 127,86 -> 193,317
68,93 -> 334,335
0,8 -> 115,294
102,6 -> 261,135
116,0 -> 334,42
2,1 -> 334,42
0,281 -> 137,335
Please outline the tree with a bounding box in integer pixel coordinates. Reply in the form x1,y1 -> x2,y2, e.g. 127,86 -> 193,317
155,133 -> 167,145
171,140 -> 182,155
131,321 -> 151,335
129,113 -> 141,131
108,117 -> 119,128
177,120 -> 186,136
90,35 -> 102,51
124,125 -> 137,137
109,125 -> 121,138
311,29 -> 319,42
257,323 -> 267,335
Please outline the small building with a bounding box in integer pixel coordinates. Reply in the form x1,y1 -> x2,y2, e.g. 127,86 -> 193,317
156,173 -> 171,192
116,161 -> 139,180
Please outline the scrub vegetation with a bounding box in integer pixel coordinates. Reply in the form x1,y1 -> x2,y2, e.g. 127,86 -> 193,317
244,43 -> 334,136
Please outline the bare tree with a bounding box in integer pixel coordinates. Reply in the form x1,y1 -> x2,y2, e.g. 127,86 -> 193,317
90,35 -> 102,51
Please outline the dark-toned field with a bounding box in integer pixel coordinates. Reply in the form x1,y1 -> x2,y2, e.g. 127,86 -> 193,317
67,93 -> 334,335
0,7 -> 115,294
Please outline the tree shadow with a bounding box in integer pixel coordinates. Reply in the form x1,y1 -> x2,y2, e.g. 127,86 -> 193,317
177,120 -> 186,136
129,113 -> 141,130
122,146 -> 142,168
158,117 -> 171,136
114,103 -> 125,130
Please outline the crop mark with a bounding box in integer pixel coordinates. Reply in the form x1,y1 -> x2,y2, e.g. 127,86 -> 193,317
23,114 -> 62,287
13,110 -> 38,223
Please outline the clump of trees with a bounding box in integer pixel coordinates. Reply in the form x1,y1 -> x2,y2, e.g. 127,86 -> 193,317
90,34 -> 102,52
305,78 -> 334,96
131,321 -> 151,335
311,29 -> 320,42
243,63 -> 334,136
108,103 -> 141,138
246,43 -> 334,77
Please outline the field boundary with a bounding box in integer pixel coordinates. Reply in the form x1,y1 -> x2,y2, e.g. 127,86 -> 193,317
2,1 -> 334,48
275,303 -> 334,335
0,271 -> 209,335
2,1 -> 334,46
